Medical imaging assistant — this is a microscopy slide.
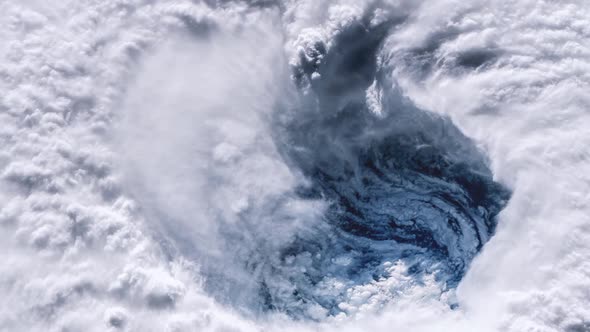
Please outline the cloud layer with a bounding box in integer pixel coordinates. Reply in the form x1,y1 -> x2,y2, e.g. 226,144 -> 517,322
1,0 -> 590,331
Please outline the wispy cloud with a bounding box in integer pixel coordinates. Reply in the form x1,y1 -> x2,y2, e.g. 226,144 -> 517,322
1,0 -> 589,331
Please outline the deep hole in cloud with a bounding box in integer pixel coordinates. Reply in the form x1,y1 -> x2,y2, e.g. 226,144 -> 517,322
268,14 -> 511,318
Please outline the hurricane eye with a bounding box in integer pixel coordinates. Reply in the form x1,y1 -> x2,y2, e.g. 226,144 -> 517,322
253,18 -> 511,319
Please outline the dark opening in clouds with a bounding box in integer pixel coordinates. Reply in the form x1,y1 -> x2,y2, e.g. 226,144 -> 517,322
259,14 -> 511,318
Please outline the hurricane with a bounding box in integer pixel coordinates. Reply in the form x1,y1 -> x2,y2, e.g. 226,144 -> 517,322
1,1 -> 589,332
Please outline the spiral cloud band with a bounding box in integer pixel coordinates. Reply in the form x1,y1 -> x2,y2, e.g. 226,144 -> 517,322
0,1 -> 589,332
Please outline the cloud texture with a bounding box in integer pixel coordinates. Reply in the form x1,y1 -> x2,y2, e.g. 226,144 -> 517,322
1,0 -> 590,331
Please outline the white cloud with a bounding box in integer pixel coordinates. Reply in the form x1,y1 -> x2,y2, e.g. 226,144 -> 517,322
1,0 -> 590,331
385,1 -> 590,331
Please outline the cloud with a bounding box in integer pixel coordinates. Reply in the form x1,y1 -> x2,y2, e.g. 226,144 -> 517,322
0,1 -> 247,331
384,1 -> 590,331
1,0 -> 590,331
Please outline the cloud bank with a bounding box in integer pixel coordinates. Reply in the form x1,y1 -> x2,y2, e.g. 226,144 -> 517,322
1,0 -> 589,331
